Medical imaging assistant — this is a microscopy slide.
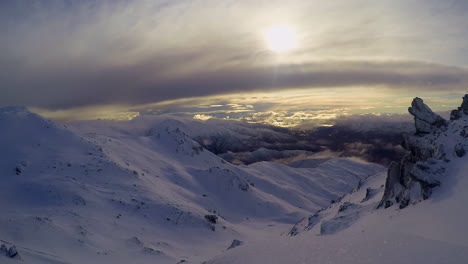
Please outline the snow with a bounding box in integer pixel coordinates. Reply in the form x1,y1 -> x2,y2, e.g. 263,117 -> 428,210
205,106 -> 468,264
0,107 -> 384,263
206,158 -> 468,264
1,104 -> 467,264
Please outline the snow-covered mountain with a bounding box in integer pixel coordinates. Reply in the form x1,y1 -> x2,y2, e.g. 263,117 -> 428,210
206,95 -> 468,264
2,95 -> 467,264
0,107 -> 383,264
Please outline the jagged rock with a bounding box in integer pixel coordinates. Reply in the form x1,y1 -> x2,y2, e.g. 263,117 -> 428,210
380,95 -> 468,209
7,246 -> 18,258
461,95 -> 468,114
288,223 -> 301,236
204,214 -> 218,224
379,162 -> 403,208
451,95 -> 468,120
408,97 -> 447,134
227,239 -> 243,250
361,187 -> 379,203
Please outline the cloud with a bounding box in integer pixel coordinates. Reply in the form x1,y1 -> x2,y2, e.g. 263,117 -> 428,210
1,0 -> 468,111
3,58 -> 468,110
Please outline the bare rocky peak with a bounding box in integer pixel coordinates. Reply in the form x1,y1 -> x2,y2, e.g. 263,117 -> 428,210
408,97 -> 447,134
379,95 -> 468,209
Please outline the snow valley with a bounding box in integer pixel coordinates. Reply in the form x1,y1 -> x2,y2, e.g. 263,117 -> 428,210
1,95 -> 468,264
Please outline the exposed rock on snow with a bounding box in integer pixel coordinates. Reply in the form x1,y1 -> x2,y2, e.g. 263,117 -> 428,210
0,244 -> 7,255
288,212 -> 322,236
0,244 -> 19,259
7,246 -> 18,258
204,214 -> 218,224
380,95 -> 468,209
361,187 -> 379,203
227,239 -> 243,250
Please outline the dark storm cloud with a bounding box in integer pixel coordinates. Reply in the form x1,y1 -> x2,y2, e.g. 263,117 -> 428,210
2,57 -> 468,110
1,0 -> 468,111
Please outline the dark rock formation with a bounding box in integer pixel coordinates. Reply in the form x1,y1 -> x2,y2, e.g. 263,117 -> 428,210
408,97 -> 447,134
8,246 -> 18,258
204,214 -> 218,224
379,95 -> 468,209
1,244 -> 19,259
450,95 -> 468,120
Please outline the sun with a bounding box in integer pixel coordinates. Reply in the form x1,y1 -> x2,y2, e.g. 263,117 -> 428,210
264,24 -> 297,53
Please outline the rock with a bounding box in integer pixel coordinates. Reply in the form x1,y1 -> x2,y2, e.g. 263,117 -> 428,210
379,162 -> 404,208
380,95 -> 468,209
7,246 -> 18,258
361,187 -> 379,203
227,239 -> 243,250
204,214 -> 218,224
0,244 -> 7,255
288,213 -> 321,236
15,166 -> 22,175
142,247 -> 162,255
408,97 -> 447,134
450,109 -> 462,120
455,143 -> 466,157
461,95 -> 468,115
338,202 -> 356,213
450,95 -> 468,120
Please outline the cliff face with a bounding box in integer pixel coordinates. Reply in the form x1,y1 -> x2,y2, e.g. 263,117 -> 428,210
379,95 -> 468,209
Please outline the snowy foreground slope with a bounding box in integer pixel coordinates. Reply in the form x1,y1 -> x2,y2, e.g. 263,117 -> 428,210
207,96 -> 468,264
0,107 -> 383,264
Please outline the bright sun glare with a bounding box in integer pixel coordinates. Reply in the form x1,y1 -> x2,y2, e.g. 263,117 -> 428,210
264,24 -> 297,53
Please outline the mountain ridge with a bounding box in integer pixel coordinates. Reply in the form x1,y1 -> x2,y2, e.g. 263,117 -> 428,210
0,106 -> 383,263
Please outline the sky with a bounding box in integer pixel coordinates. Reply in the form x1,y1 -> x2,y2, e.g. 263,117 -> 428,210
1,0 -> 467,126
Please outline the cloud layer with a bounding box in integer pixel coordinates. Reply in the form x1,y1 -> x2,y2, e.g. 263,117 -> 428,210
1,0 -> 467,115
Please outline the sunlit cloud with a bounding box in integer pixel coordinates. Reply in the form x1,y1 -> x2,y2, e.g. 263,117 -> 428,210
1,0 -> 468,123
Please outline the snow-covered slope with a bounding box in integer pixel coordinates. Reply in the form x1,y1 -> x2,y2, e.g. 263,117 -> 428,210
0,107 -> 384,263
70,115 -> 298,155
205,96 -> 468,264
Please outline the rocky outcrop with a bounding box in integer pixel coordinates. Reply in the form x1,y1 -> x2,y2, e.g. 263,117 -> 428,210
0,244 -> 19,259
408,97 -> 447,134
450,95 -> 468,120
379,95 -> 468,209
204,214 -> 218,224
